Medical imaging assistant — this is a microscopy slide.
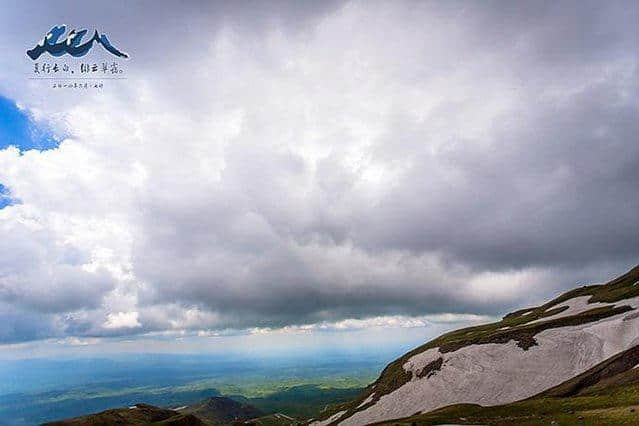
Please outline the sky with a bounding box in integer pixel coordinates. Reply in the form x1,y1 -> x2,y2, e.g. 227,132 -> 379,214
1,0 -> 639,358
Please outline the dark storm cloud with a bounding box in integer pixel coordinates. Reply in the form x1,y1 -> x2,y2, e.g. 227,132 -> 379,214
359,81 -> 639,269
0,304 -> 59,343
2,0 -> 639,342
128,0 -> 639,330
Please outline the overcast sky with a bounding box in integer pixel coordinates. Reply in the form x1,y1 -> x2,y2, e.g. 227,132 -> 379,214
1,0 -> 638,356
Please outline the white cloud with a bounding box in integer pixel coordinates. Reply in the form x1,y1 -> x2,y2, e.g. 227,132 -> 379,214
103,311 -> 141,329
55,336 -> 102,346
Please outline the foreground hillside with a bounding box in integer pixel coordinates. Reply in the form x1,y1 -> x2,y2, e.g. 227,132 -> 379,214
315,265 -> 639,425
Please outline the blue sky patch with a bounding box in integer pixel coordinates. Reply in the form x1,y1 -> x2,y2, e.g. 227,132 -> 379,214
0,94 -> 61,209
0,94 -> 60,152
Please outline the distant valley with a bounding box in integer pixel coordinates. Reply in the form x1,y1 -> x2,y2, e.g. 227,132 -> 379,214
0,355 -> 383,425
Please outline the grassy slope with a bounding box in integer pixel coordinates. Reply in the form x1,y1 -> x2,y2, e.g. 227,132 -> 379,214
315,266 -> 639,424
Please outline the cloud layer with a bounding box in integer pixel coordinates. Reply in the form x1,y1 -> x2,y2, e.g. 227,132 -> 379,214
1,0 -> 639,344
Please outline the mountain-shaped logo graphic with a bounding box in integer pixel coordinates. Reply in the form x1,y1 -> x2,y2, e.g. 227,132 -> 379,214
27,25 -> 129,60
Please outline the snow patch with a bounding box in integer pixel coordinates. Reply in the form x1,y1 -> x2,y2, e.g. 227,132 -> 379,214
340,296 -> 639,425
275,413 -> 295,421
174,406 -> 188,411
403,347 -> 441,377
526,296 -> 614,325
312,410 -> 347,426
357,393 -> 375,409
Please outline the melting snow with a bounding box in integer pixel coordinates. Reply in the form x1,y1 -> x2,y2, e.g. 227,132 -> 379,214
341,295 -> 639,425
526,296 -> 615,325
312,410 -> 347,426
273,413 -> 295,421
357,393 -> 375,409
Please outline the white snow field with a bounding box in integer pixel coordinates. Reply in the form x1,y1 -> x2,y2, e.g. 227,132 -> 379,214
337,295 -> 639,425
526,295 -> 616,325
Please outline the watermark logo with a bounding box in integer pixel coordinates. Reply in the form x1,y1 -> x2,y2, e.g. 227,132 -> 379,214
27,25 -> 129,60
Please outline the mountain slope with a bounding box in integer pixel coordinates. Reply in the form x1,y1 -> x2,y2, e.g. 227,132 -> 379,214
178,397 -> 264,425
42,403 -> 205,426
373,345 -> 639,425
243,413 -> 298,426
314,265 -> 639,425
42,397 -> 262,426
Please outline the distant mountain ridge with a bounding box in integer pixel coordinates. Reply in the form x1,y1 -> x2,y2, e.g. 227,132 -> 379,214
42,402 -> 205,425
35,384 -> 363,426
179,397 -> 264,425
313,265 -> 639,425
42,397 -> 268,426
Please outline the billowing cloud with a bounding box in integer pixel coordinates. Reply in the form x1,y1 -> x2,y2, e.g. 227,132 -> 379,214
1,0 -> 639,344
103,311 -> 141,329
